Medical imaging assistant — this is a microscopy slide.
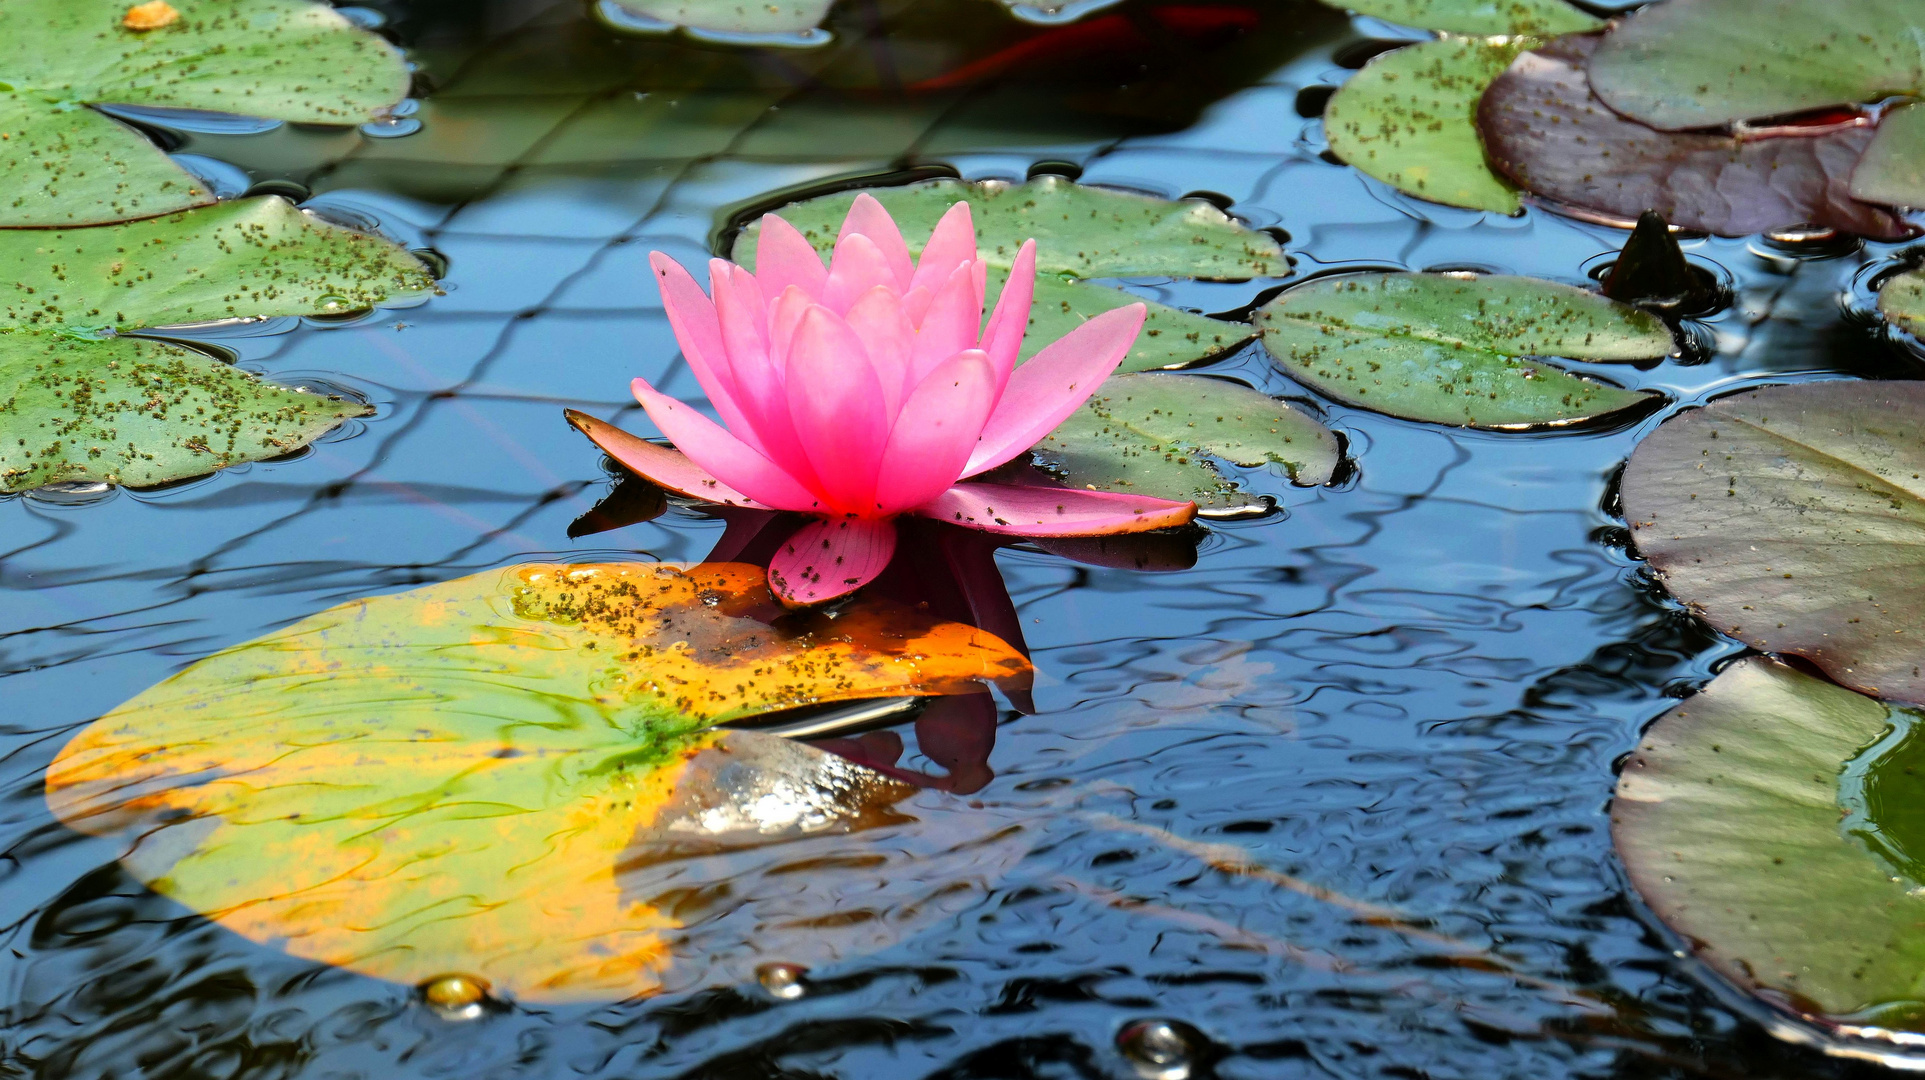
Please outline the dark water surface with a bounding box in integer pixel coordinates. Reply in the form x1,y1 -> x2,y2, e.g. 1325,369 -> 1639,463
3,1 -> 1921,1076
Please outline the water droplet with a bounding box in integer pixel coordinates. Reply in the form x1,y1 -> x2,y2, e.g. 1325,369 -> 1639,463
25,481 -> 116,506
316,295 -> 352,313
361,117 -> 422,139
421,974 -> 489,1020
1117,1019 -> 1199,1080
756,962 -> 807,1000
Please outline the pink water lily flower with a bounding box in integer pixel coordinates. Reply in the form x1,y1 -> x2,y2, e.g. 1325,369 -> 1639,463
601,193 -> 1198,606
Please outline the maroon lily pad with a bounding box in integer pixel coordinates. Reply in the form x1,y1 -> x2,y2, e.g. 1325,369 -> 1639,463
1475,34 -> 1915,240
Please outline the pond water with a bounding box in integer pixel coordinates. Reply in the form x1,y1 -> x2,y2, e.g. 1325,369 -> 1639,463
2,1 -> 1919,1076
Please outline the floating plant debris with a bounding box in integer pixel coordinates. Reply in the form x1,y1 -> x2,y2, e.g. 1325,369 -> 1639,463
0,0 -> 408,226
44,562 -> 1032,1001
1622,380 -> 1925,705
1257,271 -> 1670,428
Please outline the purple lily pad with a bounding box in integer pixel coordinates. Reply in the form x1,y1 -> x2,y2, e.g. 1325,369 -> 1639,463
1474,34 -> 1915,240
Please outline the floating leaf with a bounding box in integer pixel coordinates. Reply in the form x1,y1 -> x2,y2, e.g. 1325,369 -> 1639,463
1325,37 -> 1531,214
0,334 -> 368,493
1036,373 -> 1338,511
603,0 -> 834,35
1476,35 -> 1912,239
1587,0 -> 1924,132
0,197 -> 433,492
1880,268 -> 1925,338
45,562 -> 1032,1001
0,0 -> 408,226
1326,0 -> 1597,37
1614,657 -> 1925,1033
734,177 -> 1282,371
1621,380 -> 1925,705
735,176 -> 1287,279
1256,272 -> 1668,429
1854,102 -> 1925,211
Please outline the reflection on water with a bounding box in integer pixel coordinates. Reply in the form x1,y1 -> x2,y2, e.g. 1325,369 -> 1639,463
1,0 -> 1919,1075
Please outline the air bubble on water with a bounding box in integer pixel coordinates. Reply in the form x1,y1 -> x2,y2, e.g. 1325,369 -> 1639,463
1117,1019 -> 1197,1080
421,974 -> 489,1020
756,962 -> 807,1000
24,481 -> 116,507
361,116 -> 422,139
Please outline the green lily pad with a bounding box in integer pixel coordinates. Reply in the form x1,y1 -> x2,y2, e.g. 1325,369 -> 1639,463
0,197 -> 435,492
0,196 -> 436,330
1854,102 -> 1925,211
1325,0 -> 1598,36
44,561 -> 1031,1001
1324,37 -> 1531,214
1880,267 -> 1925,338
604,0 -> 835,36
1621,380 -> 1925,706
0,333 -> 369,493
1614,656 -> 1925,1032
1036,373 -> 1340,512
734,177 -> 1283,371
1588,0 -> 1924,132
1256,272 -> 1670,429
0,0 -> 408,227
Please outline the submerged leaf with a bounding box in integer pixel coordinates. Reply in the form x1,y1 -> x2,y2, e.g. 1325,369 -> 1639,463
0,197 -> 435,331
44,563 -> 1032,1001
1880,268 -> 1925,338
1614,657 -> 1925,1031
0,0 -> 408,226
1037,373 -> 1338,510
1622,380 -> 1925,705
1256,272 -> 1668,429
0,334 -> 367,493
1587,0 -> 1924,132
1325,0 -> 1598,34
1476,35 -> 1912,239
1325,37 -> 1529,214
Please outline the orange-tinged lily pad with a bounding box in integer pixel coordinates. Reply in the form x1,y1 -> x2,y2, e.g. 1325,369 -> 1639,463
45,562 -> 1031,1002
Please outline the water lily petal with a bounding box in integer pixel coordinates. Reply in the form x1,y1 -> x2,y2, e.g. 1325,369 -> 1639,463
963,303 -> 1146,476
843,285 -> 915,415
981,239 -> 1036,392
909,260 -> 985,388
909,202 -> 978,298
837,193 -> 915,292
902,284 -> 935,329
754,213 -> 828,301
786,305 -> 890,514
563,409 -> 772,508
649,252 -> 750,431
632,376 -> 821,511
823,233 -> 899,315
915,482 -> 1195,536
875,350 -> 997,514
715,265 -> 822,488
767,284 -> 814,375
768,517 -> 899,607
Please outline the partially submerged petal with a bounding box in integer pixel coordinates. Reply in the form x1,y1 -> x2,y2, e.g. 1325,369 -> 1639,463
964,303 -> 1147,476
632,378 -> 822,511
564,410 -> 772,509
874,350 -> 997,514
915,481 -> 1196,536
768,517 -> 900,606
753,214 -> 828,301
837,193 -> 915,293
